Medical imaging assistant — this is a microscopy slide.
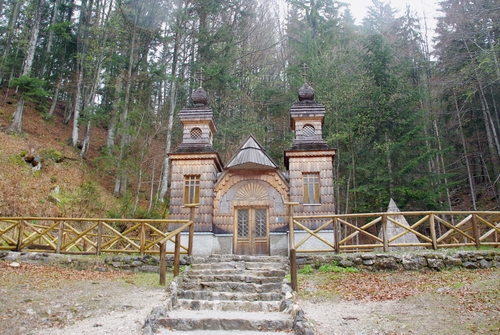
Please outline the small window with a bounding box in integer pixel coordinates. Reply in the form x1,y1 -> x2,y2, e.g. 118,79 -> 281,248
302,124 -> 315,137
190,127 -> 202,139
184,175 -> 200,205
303,173 -> 320,204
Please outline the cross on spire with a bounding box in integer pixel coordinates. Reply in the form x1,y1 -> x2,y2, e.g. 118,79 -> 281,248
302,63 -> 309,83
196,68 -> 204,88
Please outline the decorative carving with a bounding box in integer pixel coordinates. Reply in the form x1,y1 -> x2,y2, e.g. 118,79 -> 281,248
236,183 -> 268,201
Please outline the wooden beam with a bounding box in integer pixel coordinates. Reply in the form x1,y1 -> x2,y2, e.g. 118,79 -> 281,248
159,242 -> 166,286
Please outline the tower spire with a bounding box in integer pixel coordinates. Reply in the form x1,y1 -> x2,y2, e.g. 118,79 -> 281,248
302,63 -> 309,83
197,68 -> 204,88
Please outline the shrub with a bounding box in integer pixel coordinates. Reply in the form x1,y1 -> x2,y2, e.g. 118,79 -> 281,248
299,264 -> 314,274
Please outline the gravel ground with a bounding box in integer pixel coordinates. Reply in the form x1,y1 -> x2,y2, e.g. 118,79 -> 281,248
2,259 -> 499,335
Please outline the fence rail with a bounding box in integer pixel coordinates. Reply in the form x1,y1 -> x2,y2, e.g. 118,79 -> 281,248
286,205 -> 500,290
0,205 -> 198,284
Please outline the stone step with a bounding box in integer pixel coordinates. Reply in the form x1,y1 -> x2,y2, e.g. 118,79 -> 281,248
191,255 -> 288,264
155,310 -> 293,332
181,274 -> 284,284
157,329 -> 291,335
186,268 -> 287,277
176,299 -> 281,312
178,290 -> 282,302
191,261 -> 287,271
180,281 -> 282,293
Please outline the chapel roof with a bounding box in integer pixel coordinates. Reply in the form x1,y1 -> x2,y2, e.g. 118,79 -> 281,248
225,135 -> 279,170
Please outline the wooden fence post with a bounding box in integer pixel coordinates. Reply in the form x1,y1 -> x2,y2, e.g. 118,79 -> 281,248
471,214 -> 481,249
159,242 -> 166,286
16,220 -> 24,252
382,214 -> 388,252
56,221 -> 63,254
334,217 -> 339,254
286,202 -> 298,292
429,214 -> 437,250
290,249 -> 297,292
97,221 -> 103,256
174,232 -> 181,277
140,222 -> 146,256
188,205 -> 196,256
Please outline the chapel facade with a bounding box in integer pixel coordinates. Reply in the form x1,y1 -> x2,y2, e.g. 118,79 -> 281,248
168,81 -> 336,256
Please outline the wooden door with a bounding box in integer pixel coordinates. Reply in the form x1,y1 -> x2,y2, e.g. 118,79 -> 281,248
234,208 -> 269,255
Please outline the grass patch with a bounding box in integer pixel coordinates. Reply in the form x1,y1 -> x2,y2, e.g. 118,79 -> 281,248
318,262 -> 359,273
126,272 -> 173,288
299,264 -> 314,274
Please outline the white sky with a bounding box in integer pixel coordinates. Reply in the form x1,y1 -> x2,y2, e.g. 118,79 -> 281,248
345,0 -> 441,36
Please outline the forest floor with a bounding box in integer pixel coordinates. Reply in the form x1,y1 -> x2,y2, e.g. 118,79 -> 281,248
0,88 -> 114,218
298,269 -> 500,335
1,259 -> 499,335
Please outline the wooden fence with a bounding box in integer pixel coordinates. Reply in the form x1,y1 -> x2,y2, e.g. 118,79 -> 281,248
286,204 -> 500,290
0,205 -> 198,284
3,205 -> 500,290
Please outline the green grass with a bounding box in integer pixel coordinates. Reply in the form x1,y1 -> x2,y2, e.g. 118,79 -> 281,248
299,264 -> 314,274
128,272 -> 172,287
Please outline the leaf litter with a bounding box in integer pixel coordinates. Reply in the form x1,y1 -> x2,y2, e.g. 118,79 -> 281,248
299,269 -> 500,335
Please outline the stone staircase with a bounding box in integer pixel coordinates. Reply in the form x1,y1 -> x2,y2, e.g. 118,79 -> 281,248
144,254 -> 297,334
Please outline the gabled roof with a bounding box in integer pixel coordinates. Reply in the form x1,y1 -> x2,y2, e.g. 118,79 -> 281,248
225,135 -> 279,170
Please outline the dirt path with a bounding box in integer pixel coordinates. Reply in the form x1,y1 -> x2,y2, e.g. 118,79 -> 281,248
2,260 -> 499,335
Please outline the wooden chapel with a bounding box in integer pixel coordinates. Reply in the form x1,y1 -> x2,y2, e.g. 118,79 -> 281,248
168,79 -> 336,256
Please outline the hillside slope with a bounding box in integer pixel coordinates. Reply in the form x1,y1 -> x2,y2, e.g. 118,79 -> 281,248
0,89 -> 123,217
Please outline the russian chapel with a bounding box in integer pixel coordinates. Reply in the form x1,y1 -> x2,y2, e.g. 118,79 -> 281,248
168,78 -> 336,256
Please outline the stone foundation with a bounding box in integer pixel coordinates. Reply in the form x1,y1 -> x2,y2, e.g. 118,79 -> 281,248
295,250 -> 500,272
2,250 -> 499,273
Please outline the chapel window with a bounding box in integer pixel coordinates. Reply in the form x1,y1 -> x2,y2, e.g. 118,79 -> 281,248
303,172 -> 320,204
184,175 -> 200,205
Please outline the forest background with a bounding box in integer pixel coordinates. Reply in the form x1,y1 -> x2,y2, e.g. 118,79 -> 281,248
0,0 -> 499,218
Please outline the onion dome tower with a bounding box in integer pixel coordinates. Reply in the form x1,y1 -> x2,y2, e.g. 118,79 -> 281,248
284,64 -> 336,222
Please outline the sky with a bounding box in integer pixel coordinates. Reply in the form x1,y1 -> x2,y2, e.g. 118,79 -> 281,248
345,0 -> 441,36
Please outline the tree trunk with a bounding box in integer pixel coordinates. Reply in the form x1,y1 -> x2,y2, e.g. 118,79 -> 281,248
159,81 -> 176,200
384,131 -> 393,198
72,69 -> 83,146
43,0 -> 60,76
48,78 -> 62,117
6,0 -> 45,133
106,74 -> 123,148
23,0 -> 45,75
64,93 -> 74,124
80,120 -> 91,157
1,0 -> 22,63
159,0 -> 183,201
114,22 -> 137,196
455,92 -> 477,210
